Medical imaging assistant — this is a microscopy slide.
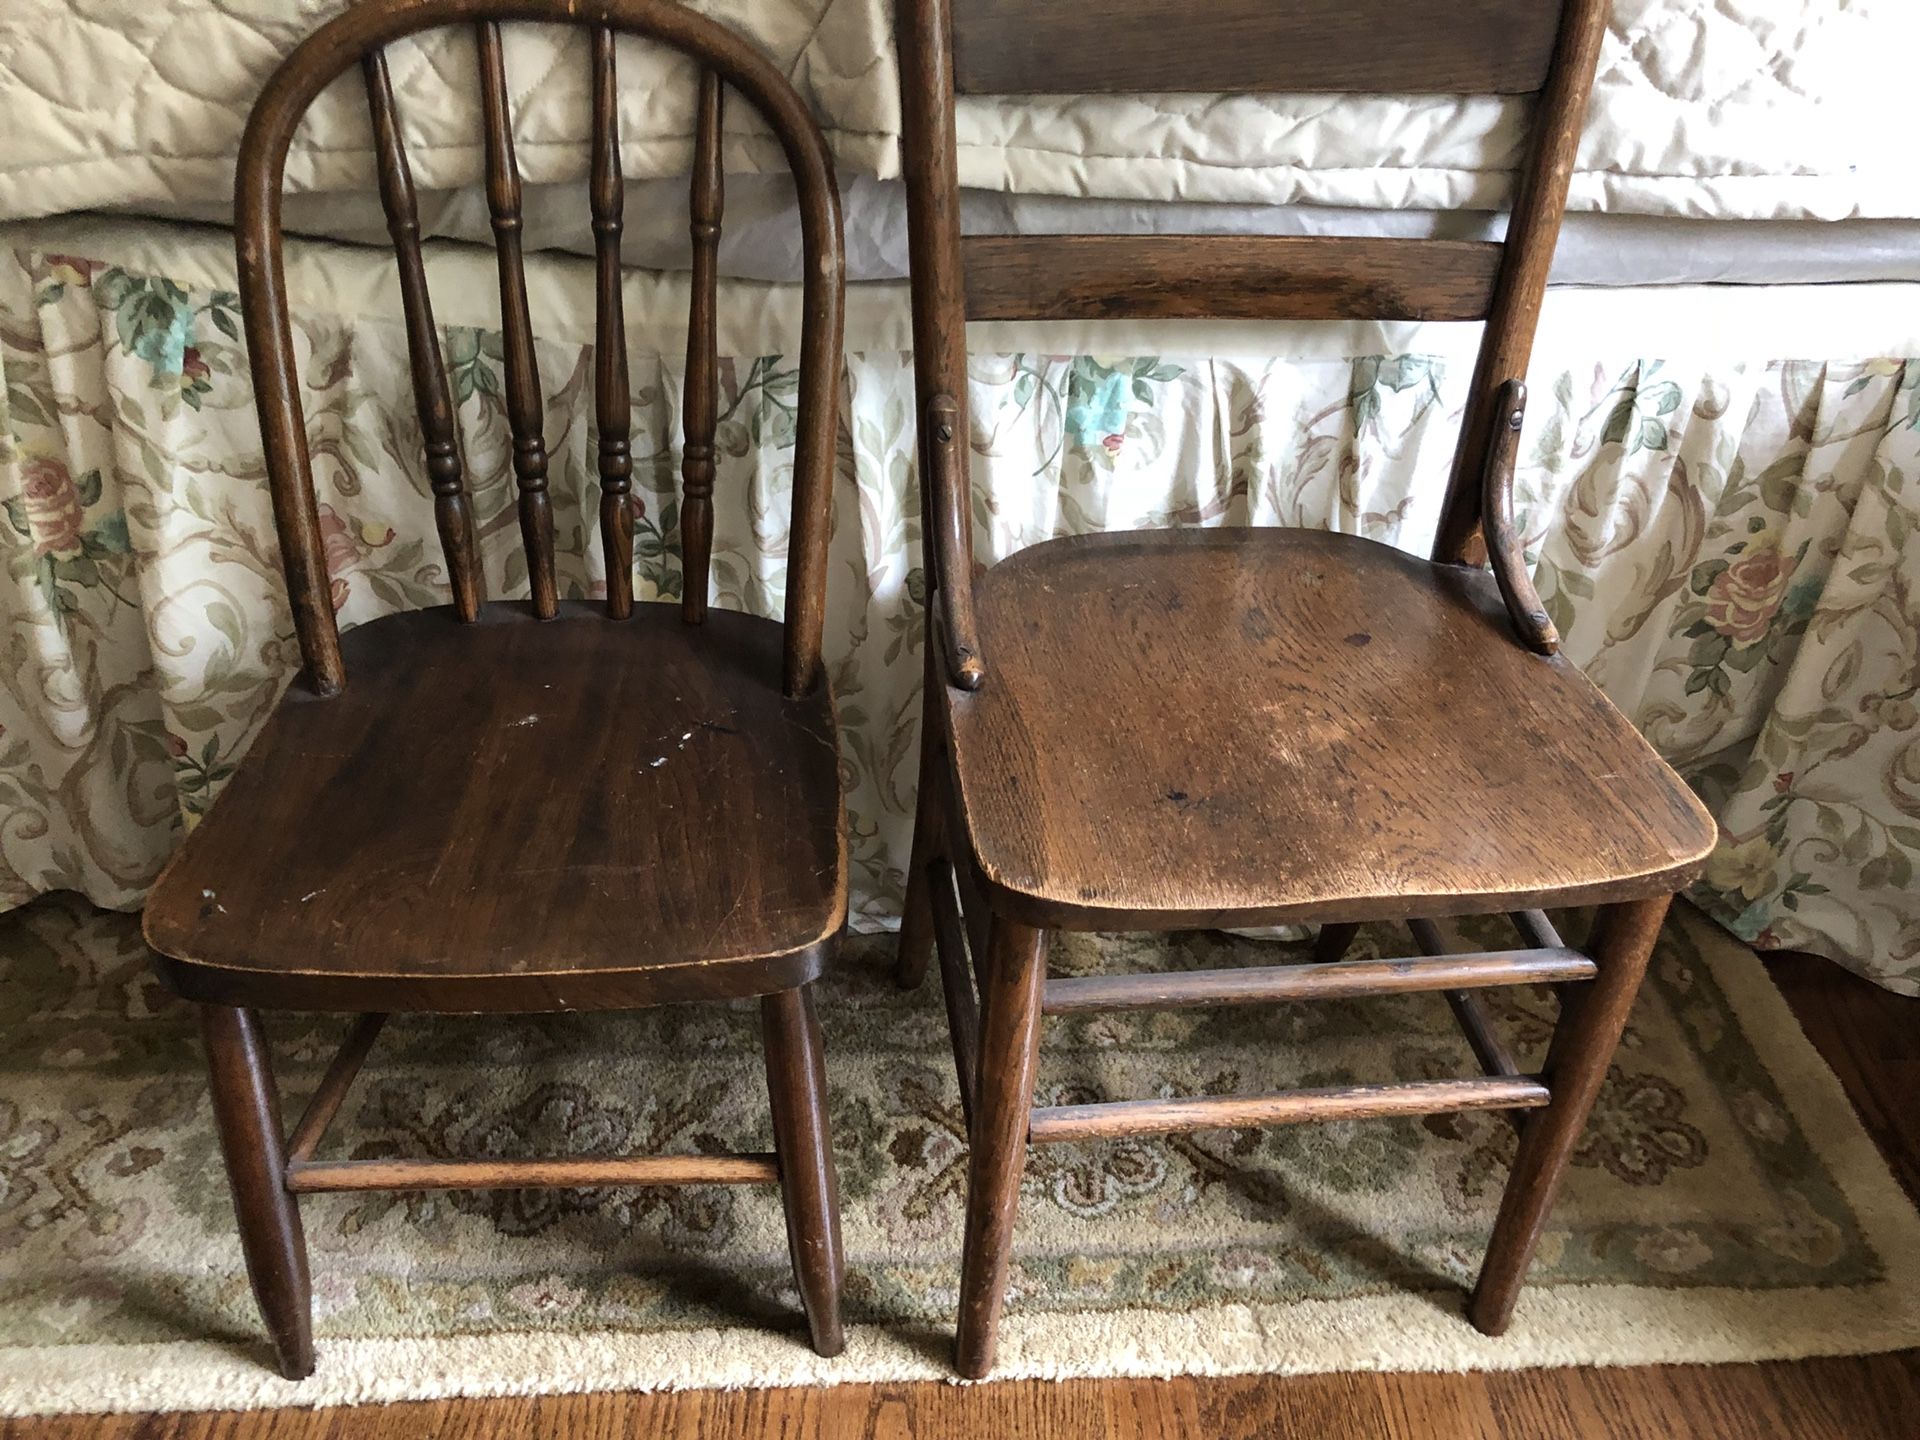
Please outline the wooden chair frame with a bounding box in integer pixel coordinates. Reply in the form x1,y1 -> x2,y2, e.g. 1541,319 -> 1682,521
894,0 -> 1714,1377
148,0 -> 848,1378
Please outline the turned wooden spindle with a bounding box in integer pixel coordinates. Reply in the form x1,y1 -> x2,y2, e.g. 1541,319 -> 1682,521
363,49 -> 482,621
477,19 -> 559,619
681,69 -> 724,624
590,27 -> 634,618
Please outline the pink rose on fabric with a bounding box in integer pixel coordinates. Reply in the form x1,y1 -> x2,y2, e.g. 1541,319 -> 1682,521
20,456 -> 85,557
315,504 -> 396,612
181,347 -> 210,382
44,254 -> 99,288
1704,542 -> 1795,646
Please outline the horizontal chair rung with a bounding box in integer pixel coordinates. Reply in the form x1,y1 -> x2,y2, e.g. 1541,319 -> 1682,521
1042,948 -> 1596,1015
961,234 -> 1504,323
285,1152 -> 780,1194
1028,1076 -> 1550,1144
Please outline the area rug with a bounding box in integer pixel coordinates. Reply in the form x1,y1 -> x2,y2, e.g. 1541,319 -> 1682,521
1,896 -> 1916,1416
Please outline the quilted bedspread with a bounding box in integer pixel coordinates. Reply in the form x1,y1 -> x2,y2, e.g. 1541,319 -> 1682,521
0,0 -> 1909,224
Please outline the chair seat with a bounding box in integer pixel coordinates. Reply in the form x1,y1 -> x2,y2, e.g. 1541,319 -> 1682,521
144,602 -> 845,1012
942,528 -> 1717,930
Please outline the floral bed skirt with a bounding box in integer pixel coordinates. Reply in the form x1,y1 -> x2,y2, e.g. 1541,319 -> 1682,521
2,217 -> 1916,992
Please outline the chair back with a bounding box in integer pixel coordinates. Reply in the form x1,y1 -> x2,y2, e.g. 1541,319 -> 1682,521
899,0 -> 1612,683
236,0 -> 846,700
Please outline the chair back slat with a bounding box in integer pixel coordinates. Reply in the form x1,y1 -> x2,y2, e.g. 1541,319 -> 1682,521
681,70 -> 725,624
900,0 -> 1614,672
234,0 -> 843,699
1433,0 -> 1613,563
590,26 -> 634,620
962,235 -> 1505,323
477,19 -> 559,620
363,49 -> 482,622
950,0 -> 1566,96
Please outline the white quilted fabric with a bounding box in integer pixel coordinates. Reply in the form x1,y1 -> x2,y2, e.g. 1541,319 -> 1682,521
0,0 -> 1909,223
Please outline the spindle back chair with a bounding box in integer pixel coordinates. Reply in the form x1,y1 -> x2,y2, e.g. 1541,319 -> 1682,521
893,0 -> 1719,1376
143,0 -> 848,1378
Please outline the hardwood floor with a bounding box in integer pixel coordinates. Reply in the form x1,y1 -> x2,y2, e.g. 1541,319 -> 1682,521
6,950 -> 1915,1439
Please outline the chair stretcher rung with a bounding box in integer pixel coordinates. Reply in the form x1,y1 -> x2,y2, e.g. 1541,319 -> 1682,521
1447,990 -> 1523,1079
1510,909 -> 1565,951
1041,948 -> 1594,1015
286,1012 -> 388,1164
1028,1076 -> 1550,1144
285,1152 -> 780,1193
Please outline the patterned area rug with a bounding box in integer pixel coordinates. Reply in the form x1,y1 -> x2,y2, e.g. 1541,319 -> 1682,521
2,896 -> 1917,1416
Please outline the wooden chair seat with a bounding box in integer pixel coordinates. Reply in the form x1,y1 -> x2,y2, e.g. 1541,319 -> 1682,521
943,527 -> 1717,931
145,602 -> 845,1013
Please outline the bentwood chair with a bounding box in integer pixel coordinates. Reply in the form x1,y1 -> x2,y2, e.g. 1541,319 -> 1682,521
893,0 -> 1718,1376
142,0 -> 847,1378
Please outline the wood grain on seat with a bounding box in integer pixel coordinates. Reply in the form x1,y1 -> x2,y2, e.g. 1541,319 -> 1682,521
942,529 -> 1716,931
144,602 -> 845,1012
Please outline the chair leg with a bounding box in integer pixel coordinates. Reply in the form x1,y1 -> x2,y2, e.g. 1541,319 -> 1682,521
199,1004 -> 314,1380
954,915 -> 1048,1379
762,985 -> 846,1357
1470,893 -> 1670,1335
1312,921 -> 1361,964
896,709 -> 944,991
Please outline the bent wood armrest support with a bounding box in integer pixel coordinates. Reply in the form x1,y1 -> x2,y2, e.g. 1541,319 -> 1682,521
1479,379 -> 1560,655
928,392 -> 986,689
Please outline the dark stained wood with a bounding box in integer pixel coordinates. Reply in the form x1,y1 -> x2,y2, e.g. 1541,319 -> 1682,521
285,1012 -> 387,1163
896,0 -> 980,695
200,1005 -> 314,1381
762,985 -> 848,1357
681,69 -> 725,625
944,529 -> 1715,931
1479,381 -> 1560,654
144,603 -> 845,1014
1406,917 -> 1529,1088
285,1152 -> 780,1192
1028,1075 -> 1550,1144
1448,992 -> 1524,1084
926,404 -> 984,688
1312,921 -> 1361,965
962,235 -> 1504,323
1041,948 -> 1595,1015
590,25 -> 634,620
928,857 -> 982,1128
1512,909 -> 1566,950
1471,895 -> 1670,1334
949,0 -> 1566,96
235,0 -> 845,701
953,915 -> 1047,1380
476,19 -> 559,619
167,0 -> 853,1382
1406,917 -> 1530,1130
1433,0 -> 1614,564
894,650 -> 946,991
362,49 -> 481,622
897,0 -> 1706,1380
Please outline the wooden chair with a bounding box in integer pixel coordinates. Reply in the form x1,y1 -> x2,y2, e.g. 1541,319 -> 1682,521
893,0 -> 1719,1377
141,0 -> 847,1379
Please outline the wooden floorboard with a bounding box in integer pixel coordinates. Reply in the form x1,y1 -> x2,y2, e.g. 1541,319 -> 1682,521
4,949 -> 1914,1439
